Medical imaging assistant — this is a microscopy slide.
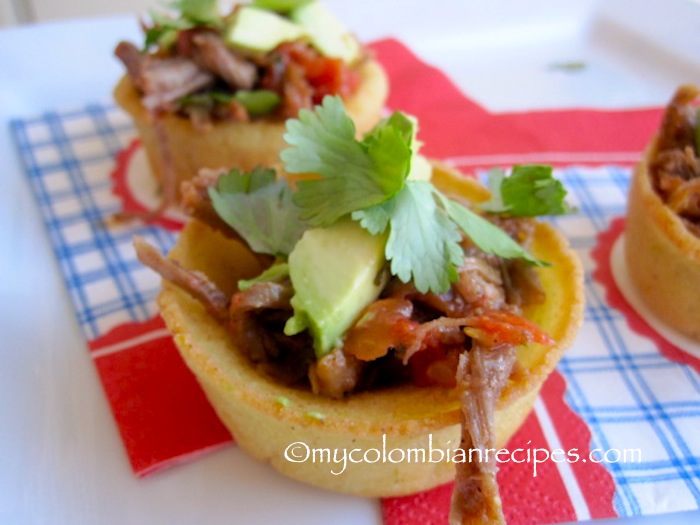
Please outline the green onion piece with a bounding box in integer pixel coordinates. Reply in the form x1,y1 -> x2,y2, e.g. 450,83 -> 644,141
251,0 -> 315,14
234,90 -> 281,117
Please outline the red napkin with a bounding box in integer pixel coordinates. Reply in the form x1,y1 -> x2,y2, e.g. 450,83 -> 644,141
101,38 -> 668,523
89,316 -> 232,476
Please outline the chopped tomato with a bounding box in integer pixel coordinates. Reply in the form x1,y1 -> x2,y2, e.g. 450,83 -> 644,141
464,309 -> 555,348
303,56 -> 360,103
275,42 -> 360,105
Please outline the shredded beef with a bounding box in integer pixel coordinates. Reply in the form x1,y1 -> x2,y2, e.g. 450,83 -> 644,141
650,85 -> 700,235
503,258 -> 546,308
655,85 -> 699,154
450,345 -> 516,525
133,235 -> 229,322
668,177 -> 700,218
384,279 -> 467,319
115,41 -> 215,113
309,349 -> 364,399
401,317 -> 468,365
189,31 -> 257,90
228,281 -> 292,362
454,255 -> 507,314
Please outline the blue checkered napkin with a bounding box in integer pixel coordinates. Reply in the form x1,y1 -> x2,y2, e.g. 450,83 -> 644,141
551,167 -> 700,516
11,104 -> 174,340
11,104 -> 700,519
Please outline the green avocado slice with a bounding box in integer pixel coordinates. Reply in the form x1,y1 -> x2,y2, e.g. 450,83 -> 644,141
284,219 -> 388,357
289,1 -> 360,62
223,6 -> 307,52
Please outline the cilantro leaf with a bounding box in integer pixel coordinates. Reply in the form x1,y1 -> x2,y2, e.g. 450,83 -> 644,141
480,165 -> 572,216
218,165 -> 276,192
279,97 -> 552,295
351,200 -> 394,236
143,0 -> 220,50
143,26 -> 177,50
208,167 -> 307,256
281,96 -> 410,226
360,180 -> 544,295
361,111 -> 414,189
384,181 -> 463,294
435,190 -> 545,266
143,10 -> 192,50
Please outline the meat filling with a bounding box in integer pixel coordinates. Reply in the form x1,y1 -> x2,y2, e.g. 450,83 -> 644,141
650,85 -> 700,236
115,27 -> 363,125
450,345 -> 517,525
134,175 -> 552,524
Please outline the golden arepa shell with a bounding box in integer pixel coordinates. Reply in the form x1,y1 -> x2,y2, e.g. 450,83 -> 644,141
114,58 -> 388,195
625,138 -> 700,341
157,163 -> 584,497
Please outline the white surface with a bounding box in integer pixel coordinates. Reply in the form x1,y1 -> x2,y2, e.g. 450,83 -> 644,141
1,1 -> 700,524
610,235 -> 700,359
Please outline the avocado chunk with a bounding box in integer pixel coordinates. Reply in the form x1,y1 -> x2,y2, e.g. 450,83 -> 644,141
289,1 -> 360,63
223,6 -> 307,53
284,219 -> 388,357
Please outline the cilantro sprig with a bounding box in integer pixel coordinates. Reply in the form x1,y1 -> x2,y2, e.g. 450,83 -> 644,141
207,97 -> 571,296
143,0 -> 222,50
480,165 -> 574,216
282,96 -> 411,226
281,95 -> 558,294
208,167 -> 308,257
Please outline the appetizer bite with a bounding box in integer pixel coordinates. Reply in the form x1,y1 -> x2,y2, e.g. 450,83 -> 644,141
625,85 -> 700,342
114,0 -> 388,208
135,97 -> 583,524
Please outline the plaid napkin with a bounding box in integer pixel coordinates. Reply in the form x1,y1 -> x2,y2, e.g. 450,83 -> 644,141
12,38 -> 700,524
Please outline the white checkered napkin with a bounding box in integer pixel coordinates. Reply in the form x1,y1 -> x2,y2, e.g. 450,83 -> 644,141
12,104 -> 700,519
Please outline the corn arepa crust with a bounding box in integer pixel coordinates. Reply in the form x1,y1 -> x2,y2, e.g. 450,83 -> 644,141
156,163 -> 584,497
625,138 -> 700,341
